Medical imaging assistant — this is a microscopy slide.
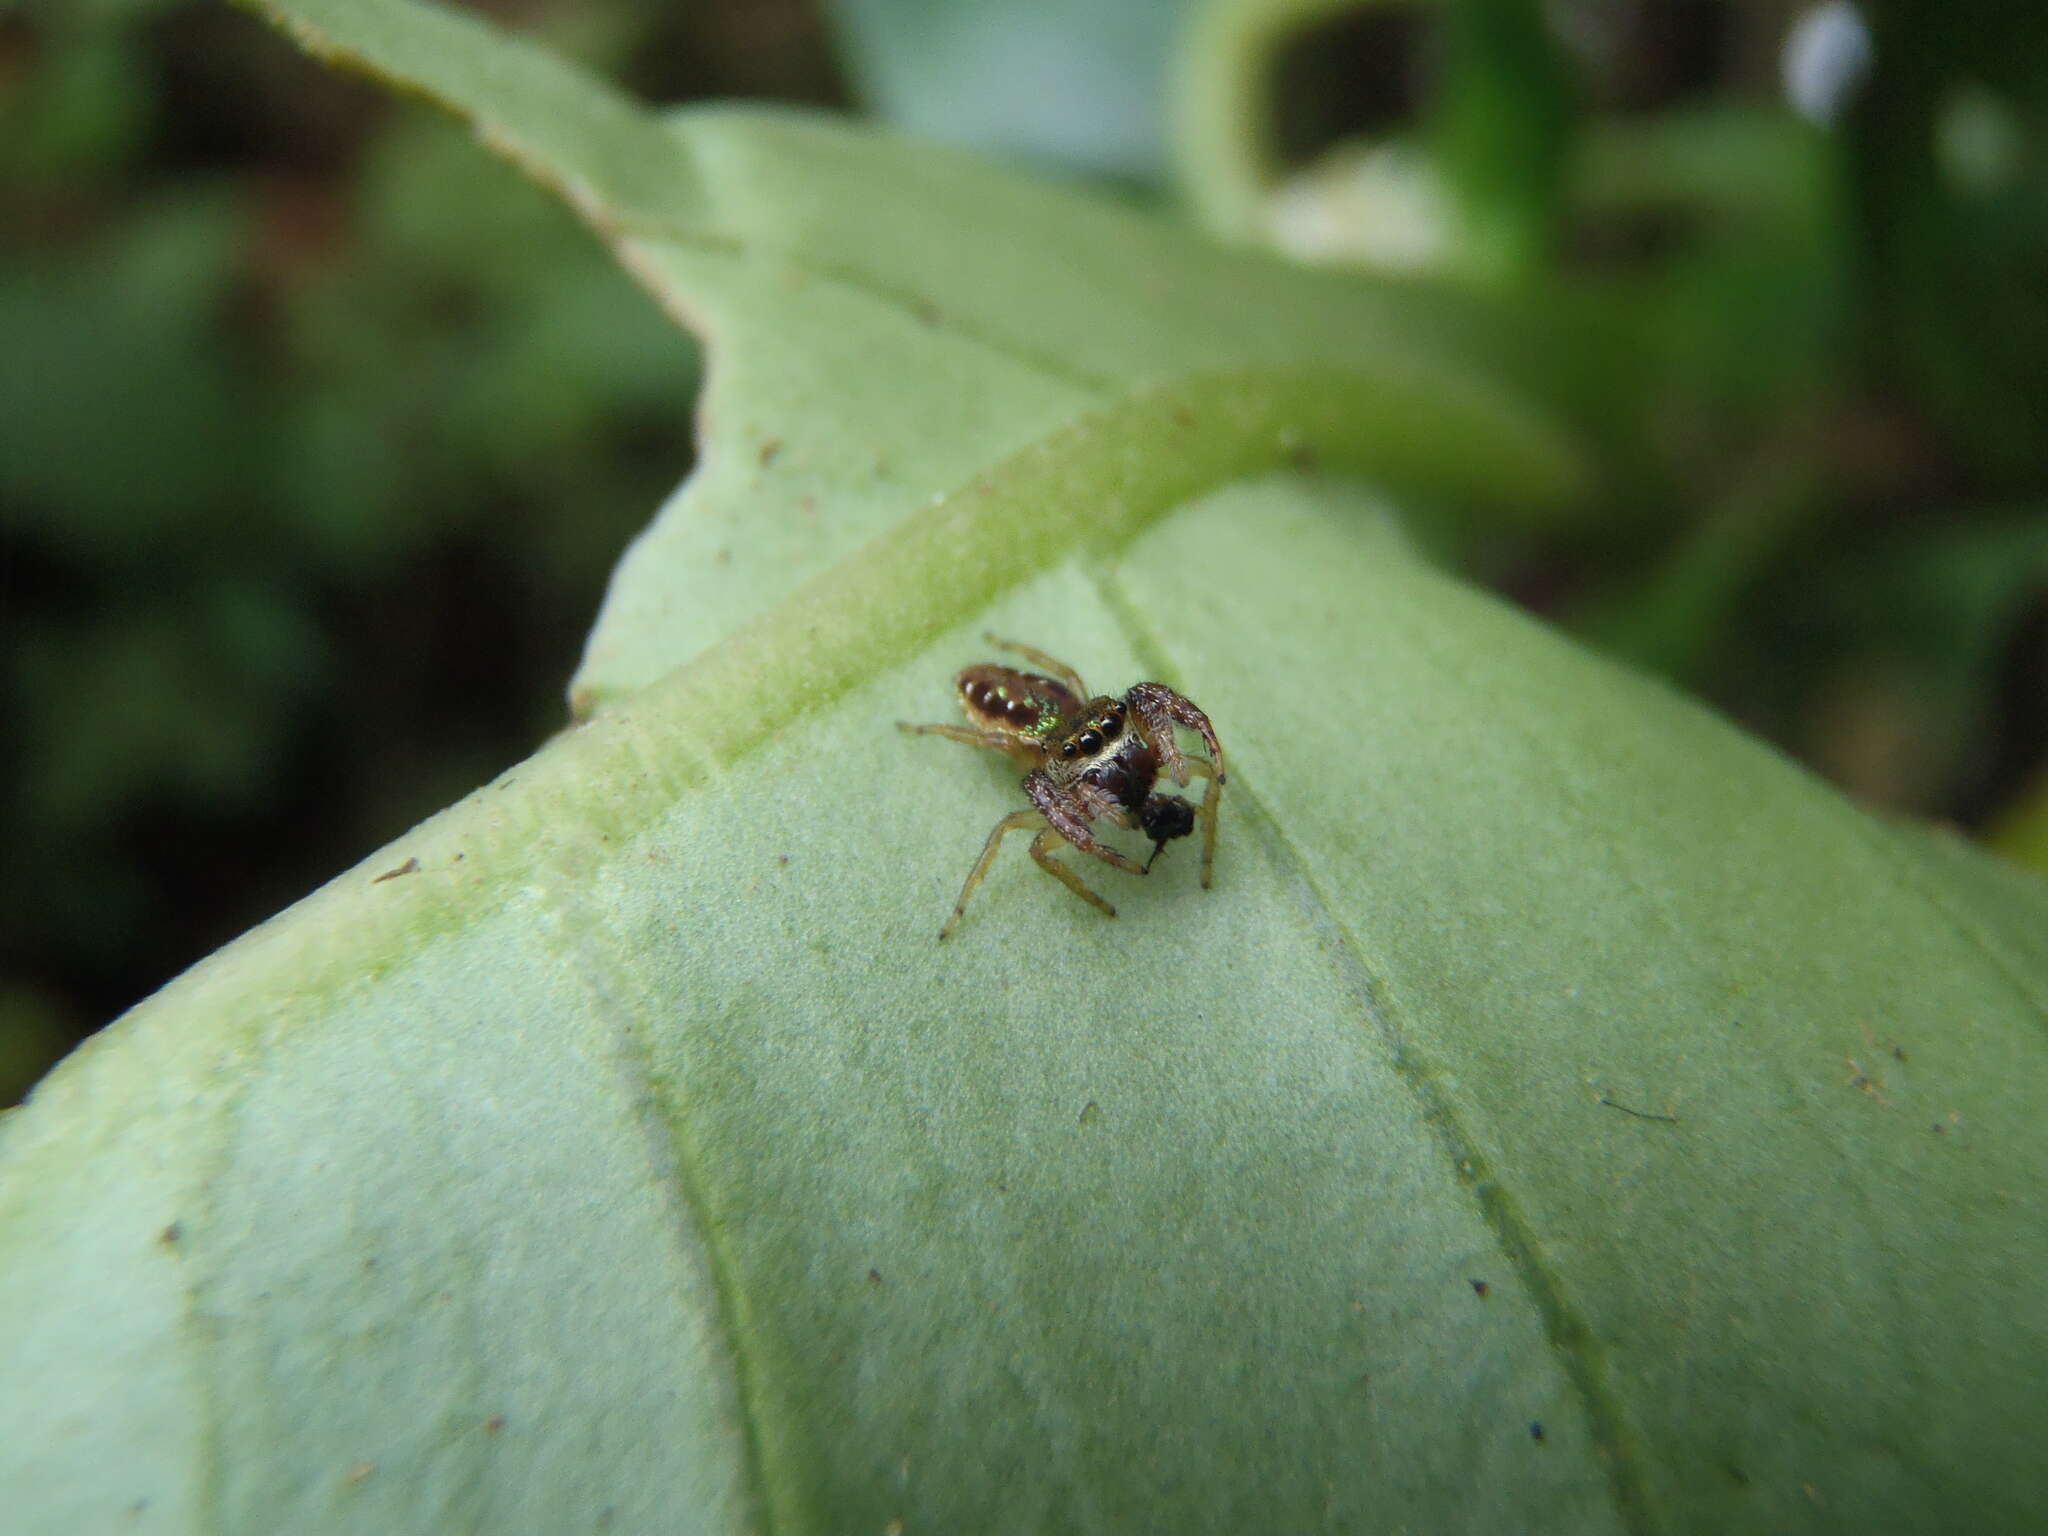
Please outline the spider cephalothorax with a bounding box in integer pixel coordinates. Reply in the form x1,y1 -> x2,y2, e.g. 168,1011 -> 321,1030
901,635 -> 1226,939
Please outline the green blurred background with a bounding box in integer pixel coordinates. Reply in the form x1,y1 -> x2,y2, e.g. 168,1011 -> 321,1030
4,0 -> 2046,1103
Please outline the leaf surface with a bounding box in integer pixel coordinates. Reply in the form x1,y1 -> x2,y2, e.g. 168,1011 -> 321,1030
5,4 -> 2048,1534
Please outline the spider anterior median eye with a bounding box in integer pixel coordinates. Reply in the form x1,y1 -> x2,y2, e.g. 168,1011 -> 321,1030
1096,715 -> 1121,741
1076,731 -> 1103,754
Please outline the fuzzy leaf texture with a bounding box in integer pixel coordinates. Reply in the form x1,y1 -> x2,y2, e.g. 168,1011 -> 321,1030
5,2 -> 2047,1533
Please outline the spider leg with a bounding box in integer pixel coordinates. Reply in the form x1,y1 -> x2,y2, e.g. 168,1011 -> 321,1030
1126,682 -> 1227,788
899,721 -> 1039,767
1027,829 -> 1117,919
1180,757 -> 1224,889
1025,771 -> 1146,877
982,633 -> 1087,699
939,809 -> 1045,940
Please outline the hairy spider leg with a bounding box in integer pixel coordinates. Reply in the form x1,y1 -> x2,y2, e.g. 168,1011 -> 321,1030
1180,756 -> 1224,889
1025,771 -> 1148,879
1123,683 -> 1226,889
897,720 -> 1040,768
938,811 -> 1119,938
1126,682 -> 1228,787
940,810 -> 1042,940
1028,829 -> 1118,918
982,633 -> 1087,700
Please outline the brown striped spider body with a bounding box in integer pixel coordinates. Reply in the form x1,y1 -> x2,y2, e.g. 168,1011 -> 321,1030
900,635 -> 1226,939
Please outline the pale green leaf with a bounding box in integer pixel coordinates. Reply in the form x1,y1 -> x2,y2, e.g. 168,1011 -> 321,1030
6,4 -> 2048,1535
221,0 -> 1591,715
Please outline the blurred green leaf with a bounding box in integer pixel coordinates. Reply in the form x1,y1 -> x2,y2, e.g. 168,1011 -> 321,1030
0,986 -> 75,1111
0,26 -> 150,182
272,111 -> 699,567
1989,767 -> 2048,875
6,3 -> 2048,1534
1172,0 -> 1574,284
1173,0 -> 1419,248
826,0 -> 1194,181
0,188 -> 257,553
1799,512 -> 2048,812
1433,0 -> 1574,283
1849,1 -> 2048,480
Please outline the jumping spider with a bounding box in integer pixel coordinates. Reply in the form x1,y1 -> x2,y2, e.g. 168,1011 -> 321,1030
900,634 -> 1226,939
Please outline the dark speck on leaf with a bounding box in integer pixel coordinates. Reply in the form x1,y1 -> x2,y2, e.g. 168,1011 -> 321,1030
867,1268 -> 883,1286
1530,1421 -> 1545,1443
758,437 -> 782,467
1470,1279 -> 1490,1298
159,1221 -> 182,1246
373,857 -> 421,883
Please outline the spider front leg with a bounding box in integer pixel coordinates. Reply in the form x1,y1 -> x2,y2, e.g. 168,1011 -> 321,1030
1024,770 -> 1147,881
1127,683 -> 1226,887
1126,682 -> 1227,787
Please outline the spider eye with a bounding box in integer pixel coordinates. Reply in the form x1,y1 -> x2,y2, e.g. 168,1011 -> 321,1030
1059,740 -> 1079,759
1096,715 -> 1121,741
1075,730 -> 1103,755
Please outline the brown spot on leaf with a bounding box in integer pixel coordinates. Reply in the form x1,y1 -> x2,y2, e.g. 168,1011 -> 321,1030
373,857 -> 420,884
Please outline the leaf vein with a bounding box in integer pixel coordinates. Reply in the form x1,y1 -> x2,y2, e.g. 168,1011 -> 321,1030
1094,562 -> 1665,1536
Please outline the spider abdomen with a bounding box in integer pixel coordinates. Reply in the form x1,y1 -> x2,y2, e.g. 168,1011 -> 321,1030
956,665 -> 1075,737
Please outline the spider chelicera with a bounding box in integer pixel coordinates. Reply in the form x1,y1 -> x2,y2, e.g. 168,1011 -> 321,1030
899,634 -> 1226,939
